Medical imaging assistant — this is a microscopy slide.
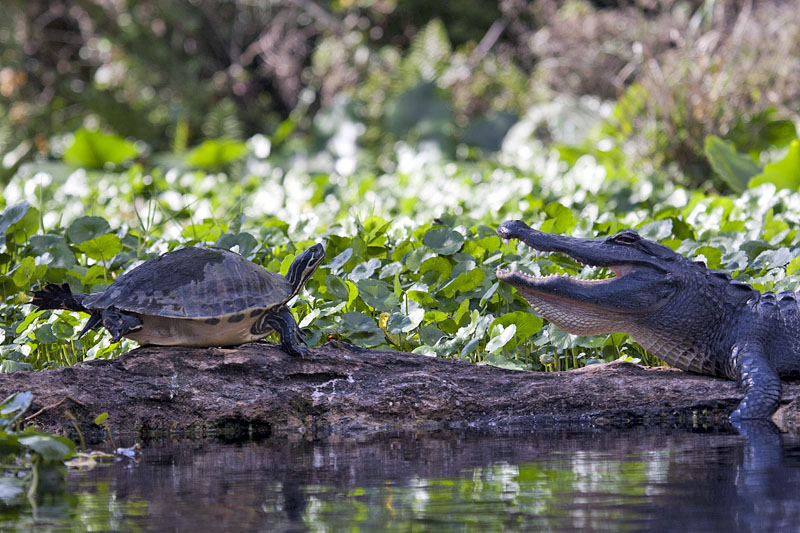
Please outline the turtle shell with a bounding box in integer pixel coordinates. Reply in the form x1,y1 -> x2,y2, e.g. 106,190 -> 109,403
82,247 -> 292,319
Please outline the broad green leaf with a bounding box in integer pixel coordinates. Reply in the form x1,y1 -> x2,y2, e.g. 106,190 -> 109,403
326,275 -> 350,300
298,308 -> 320,328
386,312 -> 412,334
379,261 -> 403,278
485,324 -> 516,353
78,234 -> 122,261
30,234 -> 76,270
63,129 -> 138,168
423,228 -> 465,255
480,282 -> 499,306
460,337 -> 481,357
182,220 -> 225,242
19,434 -> 75,460
749,139 -> 800,190
441,268 -> 485,297
11,256 -> 39,288
5,205 -> 39,246
0,202 -> 29,247
752,248 -> 792,270
491,312 -> 543,346
693,246 -> 722,269
704,135 -> 761,193
408,290 -> 437,306
787,256 -> 800,275
348,258 -> 381,282
419,325 -> 445,345
340,311 -> 384,347
215,232 -> 258,257
638,219 -> 673,241
387,305 -> 424,334
34,323 -> 58,344
15,310 -> 44,334
357,279 -> 399,312
94,412 -> 108,424
540,202 -> 576,234
186,139 -> 248,168
0,360 -> 30,373
67,216 -> 111,244
0,391 -> 33,421
327,248 -> 353,274
419,256 -> 452,285
454,298 -> 470,325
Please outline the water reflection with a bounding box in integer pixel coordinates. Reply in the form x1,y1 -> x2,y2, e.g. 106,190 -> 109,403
4,424 -> 800,531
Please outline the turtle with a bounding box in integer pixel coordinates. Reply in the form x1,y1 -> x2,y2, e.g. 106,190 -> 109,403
29,244 -> 325,356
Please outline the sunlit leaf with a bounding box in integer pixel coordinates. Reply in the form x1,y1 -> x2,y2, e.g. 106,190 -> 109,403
704,135 -> 761,193
491,312 -> 543,346
64,129 -> 138,168
749,139 -> 800,190
186,139 -> 248,168
78,234 -> 122,261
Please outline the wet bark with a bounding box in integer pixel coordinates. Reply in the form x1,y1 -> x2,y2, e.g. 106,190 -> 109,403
1,341 -> 796,438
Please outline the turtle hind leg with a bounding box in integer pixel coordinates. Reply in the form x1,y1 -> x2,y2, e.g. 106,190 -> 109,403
29,283 -> 88,312
101,308 -> 143,343
262,306 -> 308,357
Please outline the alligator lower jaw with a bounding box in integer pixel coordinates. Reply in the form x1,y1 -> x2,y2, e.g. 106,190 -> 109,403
494,267 -> 632,336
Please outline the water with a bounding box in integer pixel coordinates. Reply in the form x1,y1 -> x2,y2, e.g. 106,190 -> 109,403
4,423 -> 800,531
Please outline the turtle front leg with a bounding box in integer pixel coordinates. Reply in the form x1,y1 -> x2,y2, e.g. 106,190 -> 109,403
263,305 -> 308,357
102,308 -> 143,343
729,342 -> 782,420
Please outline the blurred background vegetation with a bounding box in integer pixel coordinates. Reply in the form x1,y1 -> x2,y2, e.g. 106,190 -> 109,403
2,0 -> 798,190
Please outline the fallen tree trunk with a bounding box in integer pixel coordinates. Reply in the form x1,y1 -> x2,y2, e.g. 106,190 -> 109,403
1,341 -> 796,438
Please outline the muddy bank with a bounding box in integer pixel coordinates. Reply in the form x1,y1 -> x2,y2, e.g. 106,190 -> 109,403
1,341 -> 796,438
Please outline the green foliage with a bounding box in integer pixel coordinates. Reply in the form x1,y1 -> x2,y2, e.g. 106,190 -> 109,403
63,130 -> 138,169
703,136 -> 761,193
6,125 -> 800,374
750,140 -> 800,190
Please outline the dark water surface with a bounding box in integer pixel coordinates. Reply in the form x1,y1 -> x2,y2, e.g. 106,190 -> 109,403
5,423 -> 800,531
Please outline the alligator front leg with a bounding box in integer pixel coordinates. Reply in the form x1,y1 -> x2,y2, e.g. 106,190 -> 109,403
729,342 -> 782,420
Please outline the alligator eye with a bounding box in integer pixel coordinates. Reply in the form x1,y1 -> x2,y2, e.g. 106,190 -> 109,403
611,231 -> 640,245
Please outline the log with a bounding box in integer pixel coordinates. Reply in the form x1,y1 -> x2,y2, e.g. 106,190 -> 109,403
1,341 -> 795,438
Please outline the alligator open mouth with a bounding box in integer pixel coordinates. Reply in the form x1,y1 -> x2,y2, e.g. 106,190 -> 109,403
493,220 -> 674,333
495,240 -> 635,287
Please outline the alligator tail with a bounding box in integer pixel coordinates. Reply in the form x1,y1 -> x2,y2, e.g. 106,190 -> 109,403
29,283 -> 89,313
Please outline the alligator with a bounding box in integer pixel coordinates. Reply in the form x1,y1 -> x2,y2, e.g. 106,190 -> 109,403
495,219 -> 800,420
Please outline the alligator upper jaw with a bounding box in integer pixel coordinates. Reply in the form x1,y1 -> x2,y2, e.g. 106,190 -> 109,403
495,219 -> 634,284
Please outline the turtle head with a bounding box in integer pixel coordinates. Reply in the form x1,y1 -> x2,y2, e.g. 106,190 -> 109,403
286,243 -> 325,295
